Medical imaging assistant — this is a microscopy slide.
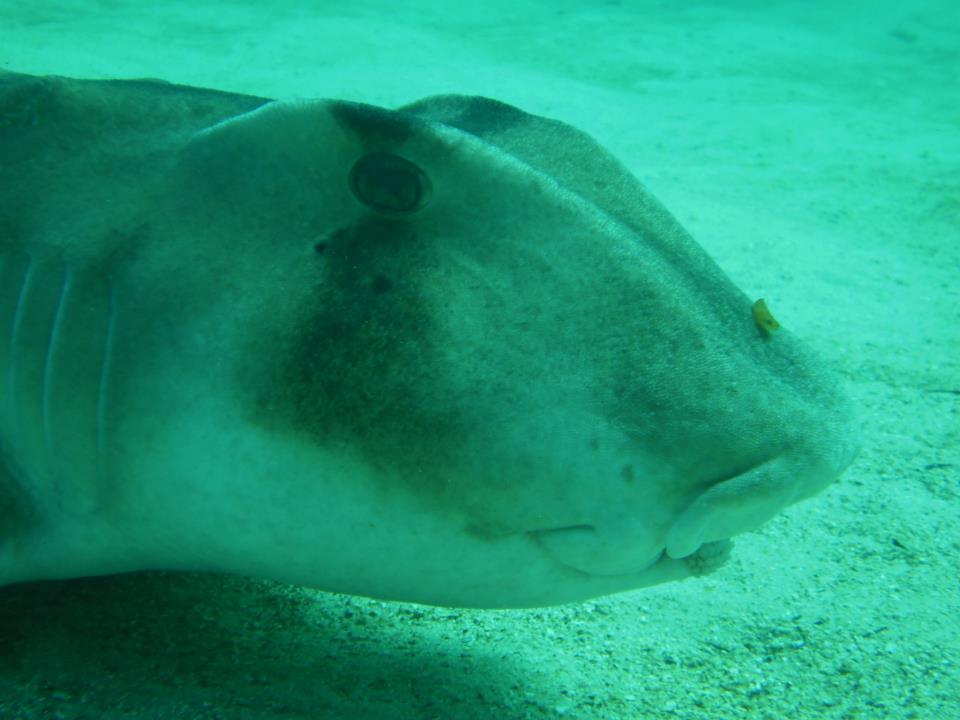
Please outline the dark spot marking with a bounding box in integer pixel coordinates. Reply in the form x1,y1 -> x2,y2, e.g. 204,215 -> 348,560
313,242 -> 327,255
589,438 -> 600,451
371,274 -> 392,294
620,464 -> 635,484
349,153 -> 431,215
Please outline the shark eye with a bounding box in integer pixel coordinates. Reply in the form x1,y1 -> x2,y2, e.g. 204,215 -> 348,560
349,152 -> 431,215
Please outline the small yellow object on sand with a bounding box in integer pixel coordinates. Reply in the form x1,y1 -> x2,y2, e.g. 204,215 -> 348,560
752,298 -> 781,336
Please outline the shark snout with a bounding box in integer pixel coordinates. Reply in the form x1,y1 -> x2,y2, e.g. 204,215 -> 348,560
666,397 -> 861,559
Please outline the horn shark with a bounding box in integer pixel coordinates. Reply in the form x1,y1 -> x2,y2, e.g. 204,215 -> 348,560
0,71 -> 858,608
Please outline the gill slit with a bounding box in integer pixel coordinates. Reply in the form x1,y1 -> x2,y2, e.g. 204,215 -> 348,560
42,264 -> 72,462
96,282 -> 116,481
7,254 -> 35,447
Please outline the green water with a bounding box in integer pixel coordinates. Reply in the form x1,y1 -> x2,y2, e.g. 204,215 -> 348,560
0,1 -> 957,718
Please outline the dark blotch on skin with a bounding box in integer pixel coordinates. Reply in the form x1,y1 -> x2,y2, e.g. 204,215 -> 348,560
446,96 -> 530,137
401,95 -> 530,138
242,215 -> 467,505
371,274 -> 392,294
330,100 -> 419,148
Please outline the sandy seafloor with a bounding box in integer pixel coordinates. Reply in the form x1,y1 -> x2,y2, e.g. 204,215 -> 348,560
0,1 -> 958,718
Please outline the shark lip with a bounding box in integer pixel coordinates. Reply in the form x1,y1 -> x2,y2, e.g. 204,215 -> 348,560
525,430 -> 860,575
666,438 -> 858,560
525,455 -> 792,575
528,522 -> 737,583
526,523 -> 665,577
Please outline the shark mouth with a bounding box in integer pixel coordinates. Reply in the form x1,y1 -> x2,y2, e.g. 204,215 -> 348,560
526,441 -> 858,579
